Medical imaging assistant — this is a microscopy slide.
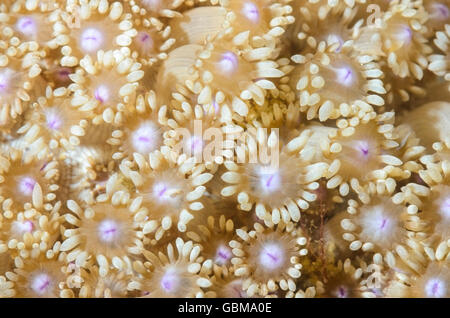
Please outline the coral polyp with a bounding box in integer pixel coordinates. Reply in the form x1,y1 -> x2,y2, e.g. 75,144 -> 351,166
0,0 -> 448,299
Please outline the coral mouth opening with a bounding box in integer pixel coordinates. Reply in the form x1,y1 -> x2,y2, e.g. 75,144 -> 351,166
160,269 -> 180,294
152,183 -> 175,202
186,135 -> 204,155
31,273 -> 51,295
16,16 -> 37,37
439,197 -> 450,220
0,70 -> 10,92
94,85 -> 110,104
218,52 -> 239,76
215,244 -> 233,265
394,25 -> 413,45
336,66 -> 355,87
12,220 -> 34,235
257,167 -> 281,193
355,141 -> 371,158
98,219 -> 120,243
259,242 -> 285,271
80,28 -> 104,53
336,286 -> 348,298
132,121 -> 159,154
18,177 -> 37,197
242,2 -> 260,24
45,109 -> 63,131
137,31 -> 154,50
431,3 -> 449,19
425,278 -> 446,298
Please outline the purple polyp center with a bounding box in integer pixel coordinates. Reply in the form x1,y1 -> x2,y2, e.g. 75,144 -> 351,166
46,114 -> 62,131
39,280 -> 49,291
355,141 -> 370,158
138,136 -> 150,142
259,168 -> 281,193
432,282 -> 439,294
432,3 -> 449,19
19,177 -> 36,196
22,220 -> 34,232
0,73 -> 9,92
215,245 -> 232,265
98,219 -> 119,243
338,286 -> 347,298
137,31 -> 154,51
158,185 -> 167,197
190,137 -> 202,152
132,121 -> 159,154
153,183 -> 171,201
380,218 -> 387,230
440,198 -> 450,219
160,270 -> 179,294
265,174 -> 275,187
31,273 -> 51,295
81,28 -> 103,52
259,242 -> 284,270
425,278 -> 446,298
396,26 -> 413,45
17,17 -> 36,37
266,252 -> 277,261
242,2 -> 260,23
94,85 -> 109,103
141,33 -> 150,42
57,68 -> 72,81
218,52 -> 238,75
337,67 -> 354,86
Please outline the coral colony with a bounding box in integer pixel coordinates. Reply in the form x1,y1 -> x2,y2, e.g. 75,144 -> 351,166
0,0 -> 449,299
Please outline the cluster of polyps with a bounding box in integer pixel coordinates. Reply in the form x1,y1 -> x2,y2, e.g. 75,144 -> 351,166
0,0 -> 449,299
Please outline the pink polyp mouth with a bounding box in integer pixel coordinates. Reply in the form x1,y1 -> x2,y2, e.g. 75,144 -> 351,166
19,177 -> 37,196
431,3 -> 449,19
98,219 -> 120,243
425,278 -> 446,298
21,220 -> 35,233
158,185 -> 167,197
242,2 -> 260,24
132,122 -> 159,154
336,66 -> 355,87
439,197 -> 450,220
137,31 -> 154,51
16,16 -> 37,37
215,245 -> 232,265
94,85 -> 110,104
153,183 -> 173,201
218,52 -> 239,76
187,136 -> 203,154
355,141 -> 370,158
160,270 -> 180,294
259,242 -> 284,271
0,71 -> 10,92
56,67 -> 73,82
258,167 -> 281,193
337,286 -> 348,298
31,273 -> 52,295
80,28 -> 103,53
46,111 -> 63,131
394,25 -> 413,45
